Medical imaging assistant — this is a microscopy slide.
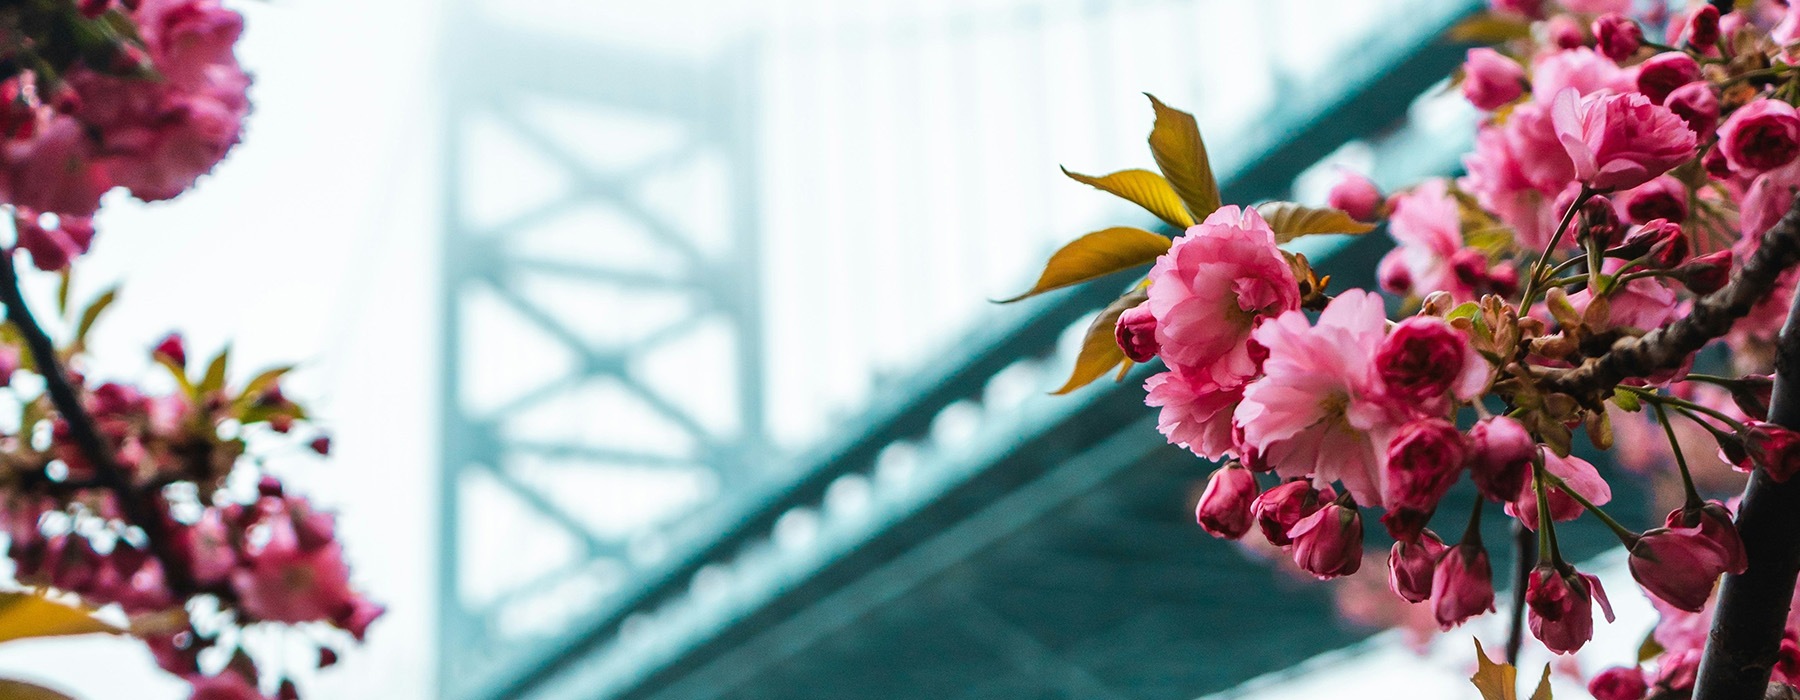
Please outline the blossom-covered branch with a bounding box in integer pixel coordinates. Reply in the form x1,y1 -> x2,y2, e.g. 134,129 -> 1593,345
1541,196 -> 1800,403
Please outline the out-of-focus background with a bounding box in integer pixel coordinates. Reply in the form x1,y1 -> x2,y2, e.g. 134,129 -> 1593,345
0,0 -> 1670,698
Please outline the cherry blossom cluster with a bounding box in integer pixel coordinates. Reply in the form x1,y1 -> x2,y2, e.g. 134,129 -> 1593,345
0,0 -> 249,271
0,3 -> 377,699
1018,0 -> 1800,694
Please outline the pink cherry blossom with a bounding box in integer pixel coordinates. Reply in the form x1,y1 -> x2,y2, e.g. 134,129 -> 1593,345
1195,463 -> 1257,539
1388,532 -> 1445,603
1719,98 -> 1800,175
1144,369 -> 1240,460
1236,290 -> 1401,506
1432,542 -> 1496,630
1528,565 -> 1615,654
1508,448 -> 1613,529
1146,205 -> 1298,385
1552,88 -> 1697,192
1462,48 -> 1526,111
1287,502 -> 1363,579
1532,47 -> 1626,103
1375,179 -> 1477,300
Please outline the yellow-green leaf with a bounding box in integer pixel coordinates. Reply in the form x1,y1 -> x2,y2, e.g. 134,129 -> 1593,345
68,288 -> 116,356
1060,167 -> 1195,229
998,228 -> 1170,303
1469,639 -> 1553,700
230,365 -> 295,417
1255,202 -> 1377,244
1470,639 -> 1517,700
1448,13 -> 1533,44
198,346 -> 230,396
1052,288 -> 1146,395
0,592 -> 120,645
1145,94 -> 1221,221
0,678 -> 76,700
1638,631 -> 1665,662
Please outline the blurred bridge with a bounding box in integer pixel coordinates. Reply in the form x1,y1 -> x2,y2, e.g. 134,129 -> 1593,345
432,2 -> 1639,698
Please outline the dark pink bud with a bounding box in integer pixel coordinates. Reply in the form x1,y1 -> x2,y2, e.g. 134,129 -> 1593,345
1654,648 -> 1700,692
1615,219 -> 1688,268
1486,261 -> 1520,297
1588,666 -> 1648,700
152,332 -> 186,367
1287,502 -> 1362,579
1375,317 -> 1470,403
1664,82 -> 1720,138
1387,530 -> 1445,603
1677,249 -> 1731,295
1581,195 -> 1623,247
1746,421 -> 1800,482
1251,480 -> 1329,546
1636,53 -> 1702,105
1629,526 -> 1733,612
1461,48 -> 1526,111
1617,176 -> 1687,225
318,647 -> 339,669
1327,170 -> 1382,222
1547,15 -> 1587,49
1381,418 -> 1466,518
1686,5 -> 1720,48
109,540 -> 148,578
1719,99 -> 1800,174
279,680 -> 301,700
1195,463 -> 1257,540
0,78 -> 39,141
1680,501 -> 1747,572
337,598 -> 385,641
1113,300 -> 1159,363
1449,248 -> 1491,291
1467,417 -> 1533,501
257,475 -> 284,498
309,435 -> 332,456
1430,542 -> 1495,630
1593,14 -> 1642,62
1702,144 -> 1733,180
1376,253 -> 1413,296
77,0 -> 112,18
1527,565 -> 1613,654
1487,0 -> 1543,20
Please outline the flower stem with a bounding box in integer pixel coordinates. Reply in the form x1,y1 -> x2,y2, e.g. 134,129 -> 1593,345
1621,385 -> 1750,432
1544,473 -> 1639,546
1520,187 -> 1594,310
1652,401 -> 1706,511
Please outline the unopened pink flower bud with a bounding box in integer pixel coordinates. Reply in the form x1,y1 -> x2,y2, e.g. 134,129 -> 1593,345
1376,317 -> 1471,404
1381,418 -> 1466,527
1720,99 -> 1800,174
1195,463 -> 1257,539
1327,170 -> 1382,222
1431,542 -> 1495,629
1664,82 -> 1720,138
1251,480 -> 1329,546
1686,5 -> 1721,48
1677,249 -> 1731,295
1636,53 -> 1702,105
1288,502 -> 1363,579
1388,531 -> 1445,603
1593,14 -> 1641,61
1527,564 -> 1613,654
1488,0 -> 1543,20
1629,525 -> 1733,612
1114,300 -> 1159,363
310,435 -> 332,455
153,332 -> 186,367
1581,195 -> 1624,247
1588,666 -> 1648,700
1462,48 -> 1526,111
1617,176 -> 1687,225
1747,421 -> 1800,482
1466,417 -> 1533,501
1547,15 -> 1587,49
1615,219 -> 1688,268
1730,375 -> 1773,422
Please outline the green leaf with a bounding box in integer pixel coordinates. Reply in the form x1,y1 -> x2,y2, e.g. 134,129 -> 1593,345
229,365 -> 294,417
1613,387 -> 1643,412
998,228 -> 1170,303
1255,202 -> 1377,244
1060,167 -> 1195,229
1448,13 -> 1533,44
0,592 -> 120,644
1145,94 -> 1221,221
198,346 -> 230,396
1052,288 -> 1146,395
68,288 -> 116,356
1446,302 -> 1481,323
0,678 -> 77,700
154,354 -> 195,399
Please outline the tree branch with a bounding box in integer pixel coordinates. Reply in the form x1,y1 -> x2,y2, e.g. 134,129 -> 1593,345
1539,198 -> 1800,400
1505,520 -> 1535,665
1693,287 -> 1800,700
0,248 -> 199,596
